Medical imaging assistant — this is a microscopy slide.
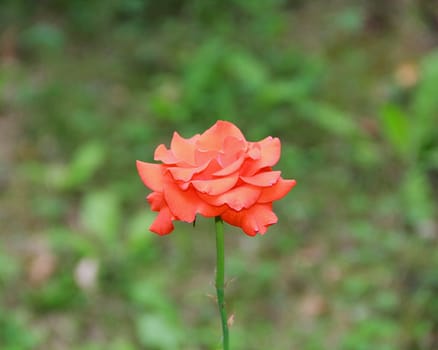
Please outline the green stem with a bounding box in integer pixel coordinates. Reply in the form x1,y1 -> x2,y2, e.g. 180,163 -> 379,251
215,216 -> 229,350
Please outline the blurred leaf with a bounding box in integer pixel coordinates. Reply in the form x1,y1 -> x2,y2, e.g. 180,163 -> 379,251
412,51 -> 438,123
374,290 -> 399,312
226,50 -> 268,90
28,273 -> 83,311
341,318 -> 399,350
20,23 -> 65,55
331,7 -> 364,32
64,141 -> 106,189
258,79 -> 315,106
352,138 -> 382,168
46,141 -> 106,191
0,310 -> 42,349
424,146 -> 438,168
401,169 -> 434,229
109,338 -> 137,350
299,102 -> 358,137
129,280 -> 175,315
0,249 -> 20,284
48,227 -> 96,256
125,211 -> 154,251
136,314 -> 182,350
380,104 -> 411,159
80,190 -> 121,240
410,51 -> 438,155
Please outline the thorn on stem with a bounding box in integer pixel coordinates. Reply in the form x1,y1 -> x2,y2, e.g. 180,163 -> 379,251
224,277 -> 237,288
206,293 -> 217,302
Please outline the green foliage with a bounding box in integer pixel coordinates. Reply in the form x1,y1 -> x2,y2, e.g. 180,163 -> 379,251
380,104 -> 411,160
0,310 -> 42,350
2,1 -> 438,349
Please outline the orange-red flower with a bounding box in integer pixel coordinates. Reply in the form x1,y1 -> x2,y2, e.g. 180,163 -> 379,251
136,121 -> 296,236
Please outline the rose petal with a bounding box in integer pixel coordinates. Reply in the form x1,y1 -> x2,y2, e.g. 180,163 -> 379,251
258,179 -> 297,203
247,143 -> 261,159
218,136 -> 246,166
170,132 -> 197,166
150,207 -> 174,235
192,172 -> 239,195
192,159 -> 222,178
147,192 -> 166,211
164,182 -> 199,222
221,204 -> 278,236
168,161 -> 211,182
136,161 -> 164,192
194,149 -> 218,165
197,120 -> 245,151
199,184 -> 261,211
241,137 -> 281,175
154,144 -> 177,164
241,171 -> 281,187
198,203 -> 227,217
213,156 -> 245,176
163,181 -> 225,221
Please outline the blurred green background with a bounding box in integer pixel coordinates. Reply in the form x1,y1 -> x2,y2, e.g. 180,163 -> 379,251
1,1 -> 438,349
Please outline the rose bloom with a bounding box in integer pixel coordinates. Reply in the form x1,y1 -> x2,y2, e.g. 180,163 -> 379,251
136,121 -> 296,236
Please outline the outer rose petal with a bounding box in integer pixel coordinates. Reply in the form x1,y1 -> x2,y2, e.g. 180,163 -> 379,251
221,204 -> 278,236
164,181 -> 199,222
241,171 -> 281,187
198,203 -> 228,218
197,120 -> 245,151
150,207 -> 174,235
154,144 -> 177,164
163,181 -> 225,222
147,192 -> 166,211
198,184 -> 261,211
258,179 -> 297,203
192,172 -> 239,195
136,161 -> 164,192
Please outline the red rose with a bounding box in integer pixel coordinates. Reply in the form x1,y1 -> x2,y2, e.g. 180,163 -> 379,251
136,121 -> 296,236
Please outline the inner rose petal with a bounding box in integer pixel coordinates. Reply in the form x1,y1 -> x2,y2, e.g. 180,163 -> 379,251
213,156 -> 245,176
192,172 -> 239,195
241,137 -> 281,175
218,136 -> 247,166
170,132 -> 198,166
192,159 -> 222,179
195,149 -> 218,165
197,120 -> 246,151
167,161 -> 211,182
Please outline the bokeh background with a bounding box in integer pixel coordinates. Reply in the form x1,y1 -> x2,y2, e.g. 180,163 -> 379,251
1,1 -> 438,349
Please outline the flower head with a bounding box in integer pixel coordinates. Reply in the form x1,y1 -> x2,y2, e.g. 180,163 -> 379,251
137,120 -> 296,236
